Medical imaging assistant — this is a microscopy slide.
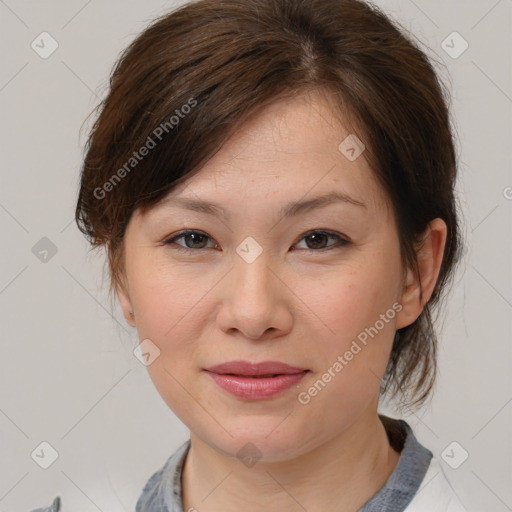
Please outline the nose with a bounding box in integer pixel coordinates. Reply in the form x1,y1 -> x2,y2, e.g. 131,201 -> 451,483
215,251 -> 293,341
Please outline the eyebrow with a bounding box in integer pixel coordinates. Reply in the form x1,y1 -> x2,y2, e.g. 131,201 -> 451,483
159,191 -> 366,220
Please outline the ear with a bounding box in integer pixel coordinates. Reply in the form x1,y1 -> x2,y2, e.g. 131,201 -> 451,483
116,278 -> 136,328
395,218 -> 447,330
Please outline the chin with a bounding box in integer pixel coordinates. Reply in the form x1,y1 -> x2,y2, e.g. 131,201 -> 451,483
192,417 -> 314,463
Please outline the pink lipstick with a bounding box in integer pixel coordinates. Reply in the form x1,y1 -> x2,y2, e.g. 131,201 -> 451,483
204,361 -> 308,400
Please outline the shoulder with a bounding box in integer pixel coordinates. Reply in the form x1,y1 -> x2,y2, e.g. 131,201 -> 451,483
136,439 -> 191,512
404,457 -> 467,512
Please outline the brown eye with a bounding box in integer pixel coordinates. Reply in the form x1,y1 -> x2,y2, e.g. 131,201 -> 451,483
164,230 -> 216,251
182,232 -> 209,248
305,232 -> 329,249
294,230 -> 349,251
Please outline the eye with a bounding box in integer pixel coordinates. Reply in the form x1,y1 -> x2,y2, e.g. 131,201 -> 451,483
163,229 -> 349,253
163,230 -> 218,251
293,230 -> 349,251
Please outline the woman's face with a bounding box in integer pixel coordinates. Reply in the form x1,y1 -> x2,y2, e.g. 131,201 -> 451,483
117,89 -> 414,461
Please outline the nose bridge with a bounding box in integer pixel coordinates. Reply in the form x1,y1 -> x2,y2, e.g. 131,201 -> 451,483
232,244 -> 275,306
216,240 -> 292,339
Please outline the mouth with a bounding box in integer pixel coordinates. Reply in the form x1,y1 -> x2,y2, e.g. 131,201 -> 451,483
225,374 -> 289,378
205,360 -> 308,376
203,361 -> 309,400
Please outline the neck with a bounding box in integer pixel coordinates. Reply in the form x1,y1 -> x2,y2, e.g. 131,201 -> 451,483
182,409 -> 400,512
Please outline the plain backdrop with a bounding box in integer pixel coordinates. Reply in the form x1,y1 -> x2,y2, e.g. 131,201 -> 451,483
0,0 -> 511,511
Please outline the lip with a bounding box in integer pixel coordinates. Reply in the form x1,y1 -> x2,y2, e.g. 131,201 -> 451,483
204,360 -> 309,400
205,360 -> 308,376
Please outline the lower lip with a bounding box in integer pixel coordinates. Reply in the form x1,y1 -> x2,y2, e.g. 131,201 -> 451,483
205,371 -> 308,400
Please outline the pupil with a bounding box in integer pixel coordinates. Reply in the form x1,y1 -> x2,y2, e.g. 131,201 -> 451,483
186,233 -> 206,248
308,233 -> 327,249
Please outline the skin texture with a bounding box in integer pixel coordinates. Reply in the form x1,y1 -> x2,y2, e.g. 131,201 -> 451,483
117,89 -> 447,511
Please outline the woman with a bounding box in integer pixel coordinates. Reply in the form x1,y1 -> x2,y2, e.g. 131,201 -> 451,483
37,0 -> 465,510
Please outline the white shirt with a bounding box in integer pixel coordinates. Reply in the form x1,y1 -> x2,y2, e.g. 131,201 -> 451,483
405,457 -> 467,511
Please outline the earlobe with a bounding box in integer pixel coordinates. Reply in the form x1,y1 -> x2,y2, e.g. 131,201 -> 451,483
395,218 -> 447,330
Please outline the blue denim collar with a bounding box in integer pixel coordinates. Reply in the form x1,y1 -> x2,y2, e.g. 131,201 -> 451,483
359,417 -> 433,511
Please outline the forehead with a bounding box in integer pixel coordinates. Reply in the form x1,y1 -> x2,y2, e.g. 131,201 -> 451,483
150,89 -> 390,219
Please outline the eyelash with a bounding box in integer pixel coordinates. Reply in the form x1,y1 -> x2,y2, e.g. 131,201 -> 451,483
162,229 -> 350,253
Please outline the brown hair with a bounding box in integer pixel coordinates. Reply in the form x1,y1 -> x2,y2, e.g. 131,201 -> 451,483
75,0 -> 462,408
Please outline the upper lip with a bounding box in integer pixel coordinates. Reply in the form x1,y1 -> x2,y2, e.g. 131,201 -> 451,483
204,361 -> 308,376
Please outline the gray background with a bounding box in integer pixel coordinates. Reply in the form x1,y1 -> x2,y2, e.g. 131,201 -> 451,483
0,0 -> 510,510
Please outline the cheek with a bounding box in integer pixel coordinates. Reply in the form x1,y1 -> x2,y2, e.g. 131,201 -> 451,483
128,258 -> 214,341
127,263 -> 212,410
297,259 -> 400,343
293,247 -> 402,392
